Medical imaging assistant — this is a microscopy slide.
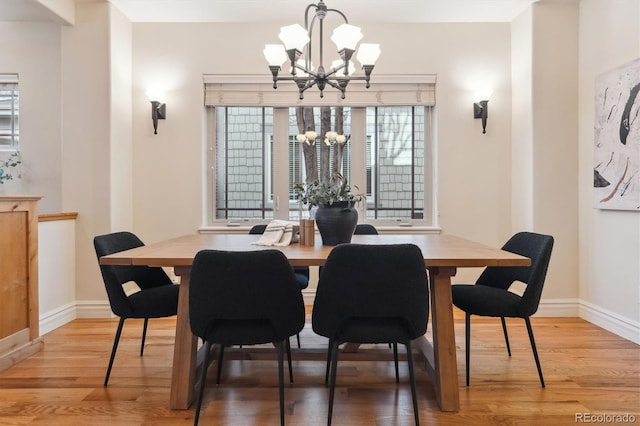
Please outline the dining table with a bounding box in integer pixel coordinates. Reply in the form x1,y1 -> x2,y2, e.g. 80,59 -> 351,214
99,232 -> 530,412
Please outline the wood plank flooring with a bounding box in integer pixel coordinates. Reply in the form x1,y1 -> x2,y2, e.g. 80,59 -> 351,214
0,310 -> 638,425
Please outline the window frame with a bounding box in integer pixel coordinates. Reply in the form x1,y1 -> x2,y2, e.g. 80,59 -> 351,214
203,74 -> 438,230
0,74 -> 19,152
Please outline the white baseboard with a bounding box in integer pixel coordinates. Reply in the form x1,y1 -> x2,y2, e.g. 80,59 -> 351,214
74,300 -> 113,319
39,298 -> 639,345
579,300 -> 640,345
535,298 -> 580,317
39,300 -> 113,335
39,302 -> 77,335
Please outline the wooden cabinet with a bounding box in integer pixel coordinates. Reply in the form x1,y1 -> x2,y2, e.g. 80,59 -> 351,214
0,195 -> 43,371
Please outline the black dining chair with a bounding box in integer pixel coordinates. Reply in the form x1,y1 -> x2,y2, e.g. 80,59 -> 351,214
312,243 -> 429,426
352,224 -> 405,373
249,224 -> 308,348
249,224 -> 310,289
189,249 -> 306,426
354,223 -> 378,235
93,231 -> 179,387
317,222 -> 378,272
451,231 -> 554,387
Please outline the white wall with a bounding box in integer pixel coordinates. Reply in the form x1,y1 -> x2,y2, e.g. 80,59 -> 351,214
578,0 -> 640,343
61,2 -> 133,309
0,22 -> 62,213
109,5 -> 133,232
511,2 -> 581,314
130,22 -> 516,290
511,8 -> 535,232
38,218 -> 76,334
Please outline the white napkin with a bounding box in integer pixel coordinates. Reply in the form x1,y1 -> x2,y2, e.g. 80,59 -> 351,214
251,220 -> 299,246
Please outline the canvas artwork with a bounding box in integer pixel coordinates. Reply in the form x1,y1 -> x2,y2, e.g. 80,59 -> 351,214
593,58 -> 640,211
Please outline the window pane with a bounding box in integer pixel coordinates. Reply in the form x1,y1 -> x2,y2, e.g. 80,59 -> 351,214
215,107 -> 274,220
0,89 -> 19,149
366,106 -> 425,220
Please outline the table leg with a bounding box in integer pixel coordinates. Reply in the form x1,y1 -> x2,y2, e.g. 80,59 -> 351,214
416,266 -> 459,412
169,266 -> 198,409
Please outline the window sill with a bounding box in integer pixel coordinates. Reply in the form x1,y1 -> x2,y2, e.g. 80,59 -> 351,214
198,224 -> 442,235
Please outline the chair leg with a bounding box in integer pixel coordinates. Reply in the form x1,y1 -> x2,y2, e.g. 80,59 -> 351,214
194,340 -> 211,426
140,318 -> 149,357
392,342 -> 399,383
275,340 -> 286,426
525,318 -> 545,388
296,333 -> 301,349
500,317 -> 511,357
215,345 -> 225,385
325,338 -> 333,386
104,317 -> 126,387
465,312 -> 471,387
327,340 -> 340,426
405,341 -> 420,426
286,338 -> 294,383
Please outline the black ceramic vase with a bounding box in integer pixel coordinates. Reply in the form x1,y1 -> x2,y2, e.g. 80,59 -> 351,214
315,201 -> 358,246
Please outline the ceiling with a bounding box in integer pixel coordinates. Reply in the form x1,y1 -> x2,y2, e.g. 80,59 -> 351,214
1,0 -> 539,24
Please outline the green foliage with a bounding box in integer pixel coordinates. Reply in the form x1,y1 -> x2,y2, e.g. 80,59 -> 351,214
0,151 -> 22,184
294,174 -> 364,208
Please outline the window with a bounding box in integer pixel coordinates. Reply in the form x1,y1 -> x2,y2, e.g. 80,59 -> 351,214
215,107 -> 273,220
366,106 -> 426,221
204,75 -> 436,227
0,74 -> 19,150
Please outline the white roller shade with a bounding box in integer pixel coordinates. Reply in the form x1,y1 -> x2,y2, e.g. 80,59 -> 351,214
203,74 -> 436,107
0,73 -> 18,89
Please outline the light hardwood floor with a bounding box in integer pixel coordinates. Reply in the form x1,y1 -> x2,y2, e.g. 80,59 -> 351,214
0,310 -> 638,425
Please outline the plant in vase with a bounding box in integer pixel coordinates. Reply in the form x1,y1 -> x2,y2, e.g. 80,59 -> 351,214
294,174 -> 364,245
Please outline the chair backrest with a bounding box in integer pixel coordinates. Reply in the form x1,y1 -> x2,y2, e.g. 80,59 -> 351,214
312,243 -> 429,342
248,224 -> 268,235
354,224 -> 378,235
249,224 -> 309,279
476,231 -> 554,317
94,231 -> 174,318
189,249 -> 306,345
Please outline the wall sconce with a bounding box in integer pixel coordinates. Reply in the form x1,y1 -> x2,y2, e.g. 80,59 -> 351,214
473,100 -> 488,133
146,90 -> 166,134
473,89 -> 492,134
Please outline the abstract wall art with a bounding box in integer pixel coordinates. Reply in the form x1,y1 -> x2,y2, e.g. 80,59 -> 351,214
593,58 -> 640,211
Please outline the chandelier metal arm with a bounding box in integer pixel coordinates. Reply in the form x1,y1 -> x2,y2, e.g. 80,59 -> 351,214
293,61 -> 321,79
325,8 -> 348,23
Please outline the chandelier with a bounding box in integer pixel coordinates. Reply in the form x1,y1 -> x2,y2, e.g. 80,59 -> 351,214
263,1 -> 381,100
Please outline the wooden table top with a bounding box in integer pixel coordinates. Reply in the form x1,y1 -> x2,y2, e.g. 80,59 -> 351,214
99,233 -> 530,269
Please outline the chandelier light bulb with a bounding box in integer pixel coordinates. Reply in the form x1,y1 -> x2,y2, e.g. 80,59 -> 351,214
331,23 -> 363,51
263,44 -> 287,66
278,24 -> 310,51
356,43 -> 381,66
